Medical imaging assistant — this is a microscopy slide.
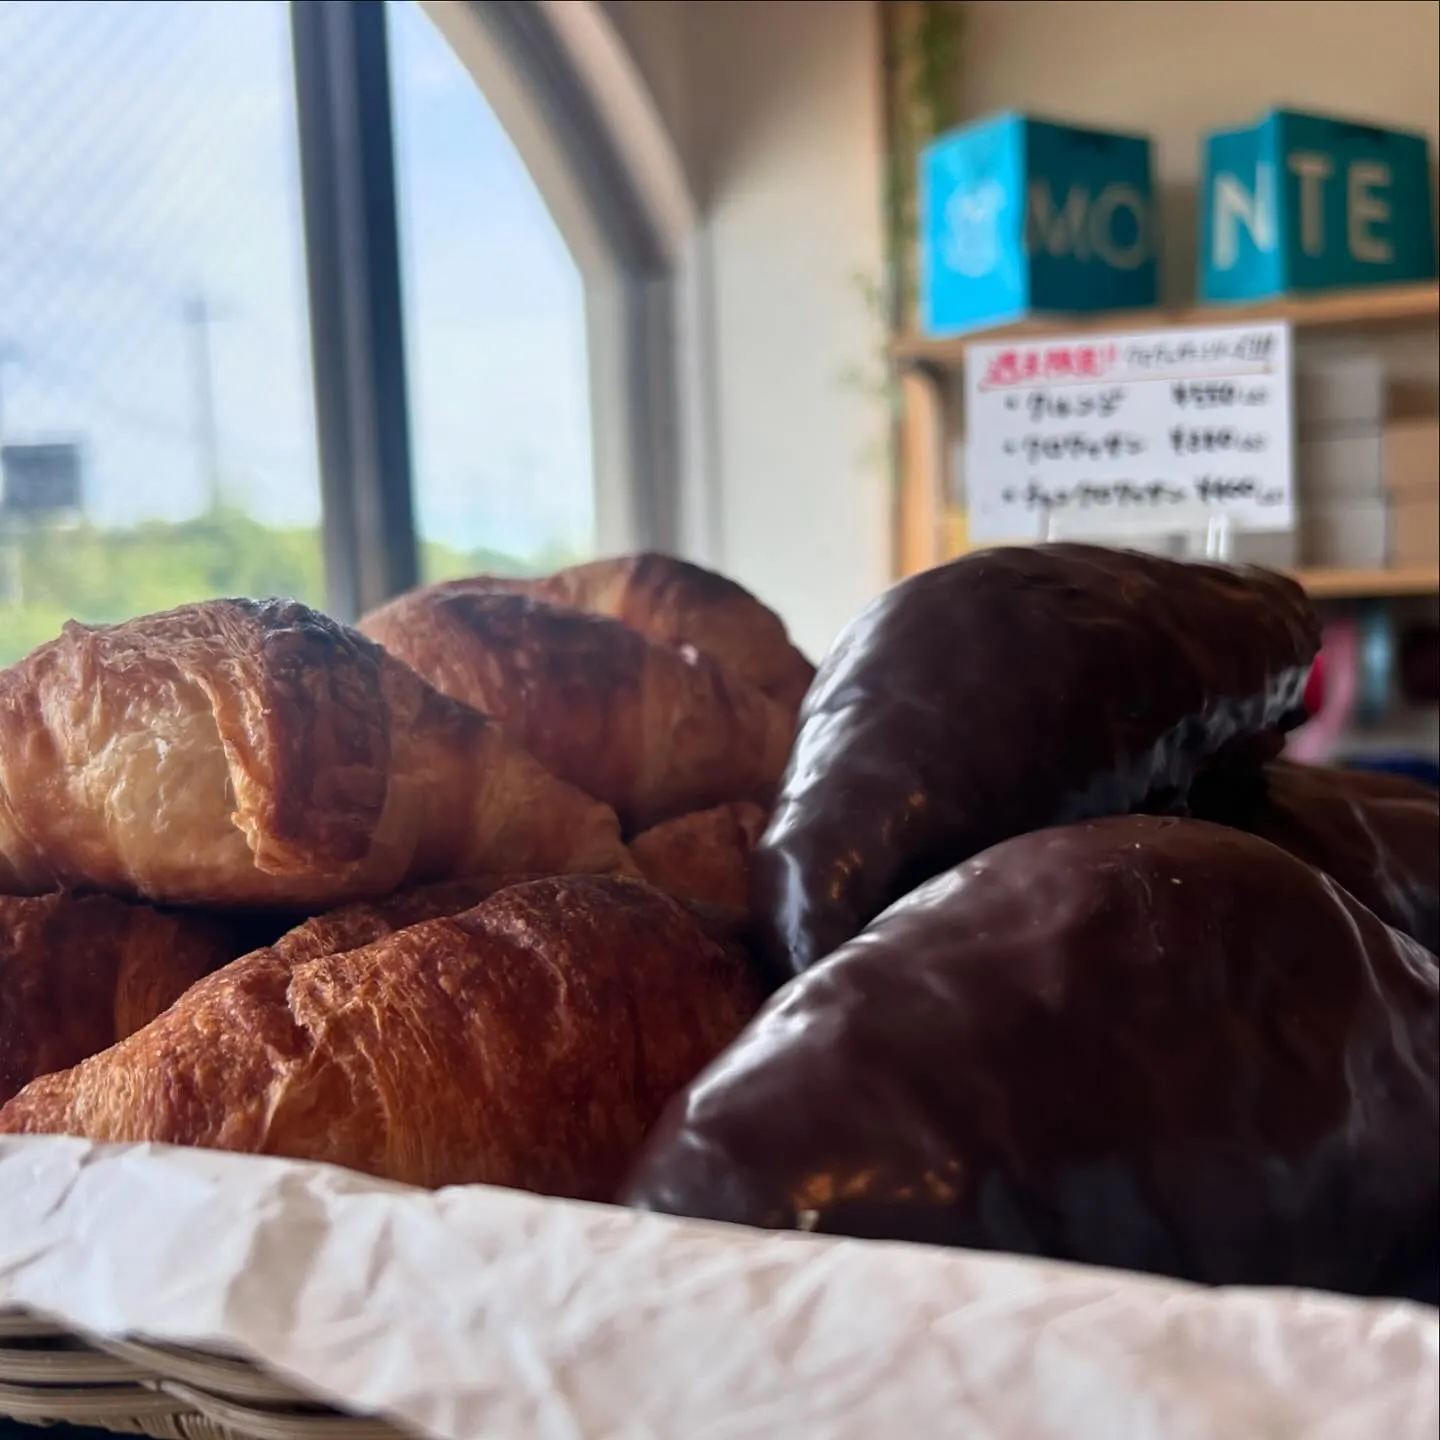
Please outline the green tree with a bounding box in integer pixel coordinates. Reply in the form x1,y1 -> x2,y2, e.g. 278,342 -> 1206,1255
1,511 -> 587,666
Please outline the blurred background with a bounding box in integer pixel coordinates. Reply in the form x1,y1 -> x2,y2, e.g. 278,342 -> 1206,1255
0,0 -> 1436,770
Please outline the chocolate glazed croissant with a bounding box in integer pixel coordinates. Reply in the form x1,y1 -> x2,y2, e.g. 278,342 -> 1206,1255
751,545 -> 1321,977
0,892 -> 242,1103
1191,760 -> 1440,953
0,599 -> 634,907
0,876 -> 764,1200
358,590 -> 793,833
626,817 -> 1439,1298
402,553 -> 816,718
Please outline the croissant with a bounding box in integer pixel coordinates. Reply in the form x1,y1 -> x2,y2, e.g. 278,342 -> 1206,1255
358,590 -> 793,832
0,876 -> 763,1198
399,553 -> 816,717
0,599 -> 634,907
270,875 -> 537,965
1192,760 -> 1439,952
752,544 -> 1321,977
630,803 -> 767,913
626,816 -> 1440,1298
0,892 -> 241,1103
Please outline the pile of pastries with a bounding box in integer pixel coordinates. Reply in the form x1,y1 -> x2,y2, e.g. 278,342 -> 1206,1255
1,544 -> 1436,1303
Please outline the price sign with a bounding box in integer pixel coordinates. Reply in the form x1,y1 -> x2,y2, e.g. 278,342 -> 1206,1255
1,442 -> 83,516
963,322 -> 1293,543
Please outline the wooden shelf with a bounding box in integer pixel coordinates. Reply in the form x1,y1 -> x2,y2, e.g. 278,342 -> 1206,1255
892,282 -> 1440,371
928,528 -> 1438,600
1287,566 -> 1440,600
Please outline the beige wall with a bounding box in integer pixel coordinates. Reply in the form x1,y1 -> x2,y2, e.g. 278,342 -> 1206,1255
597,0 -> 1438,660
602,0 -> 890,664
954,0 -> 1440,306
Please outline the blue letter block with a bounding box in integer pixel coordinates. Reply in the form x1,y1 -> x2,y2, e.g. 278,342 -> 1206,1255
1200,109 -> 1437,303
920,112 -> 1159,337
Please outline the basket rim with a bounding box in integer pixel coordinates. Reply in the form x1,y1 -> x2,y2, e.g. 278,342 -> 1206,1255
96,1336 -> 319,1407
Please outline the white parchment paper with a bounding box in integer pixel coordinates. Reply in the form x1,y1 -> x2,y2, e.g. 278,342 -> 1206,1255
0,1136 -> 1434,1440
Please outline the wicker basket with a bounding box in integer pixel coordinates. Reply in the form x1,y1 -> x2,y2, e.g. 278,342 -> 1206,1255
0,1310 -> 402,1440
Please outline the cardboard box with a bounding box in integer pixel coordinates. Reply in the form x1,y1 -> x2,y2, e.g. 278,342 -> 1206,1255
1231,529 -> 1300,569
1384,417 -> 1440,500
1390,495 -> 1440,567
1294,357 -> 1386,434
1297,432 -> 1386,501
1301,497 -> 1391,568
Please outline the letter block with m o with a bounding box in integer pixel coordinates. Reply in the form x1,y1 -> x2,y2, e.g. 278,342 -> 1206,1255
1200,109 -> 1436,304
920,112 -> 1158,337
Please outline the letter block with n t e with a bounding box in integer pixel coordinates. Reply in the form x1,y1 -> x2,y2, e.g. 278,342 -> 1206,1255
920,113 -> 1159,338
1200,109 -> 1437,303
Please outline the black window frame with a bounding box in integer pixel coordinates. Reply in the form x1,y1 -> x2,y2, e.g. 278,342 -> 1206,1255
289,0 -> 682,623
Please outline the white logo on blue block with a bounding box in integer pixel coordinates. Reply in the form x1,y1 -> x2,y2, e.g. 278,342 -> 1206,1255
941,181 -> 1007,279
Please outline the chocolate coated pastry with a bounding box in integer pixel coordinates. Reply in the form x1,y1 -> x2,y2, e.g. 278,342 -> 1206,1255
1192,759 -> 1439,953
626,816 -> 1439,1296
751,545 -> 1320,976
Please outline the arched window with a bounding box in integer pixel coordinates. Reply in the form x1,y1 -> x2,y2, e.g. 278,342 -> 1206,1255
0,0 -> 693,660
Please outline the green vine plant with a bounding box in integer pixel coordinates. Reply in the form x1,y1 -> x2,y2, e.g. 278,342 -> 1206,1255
839,1 -> 965,488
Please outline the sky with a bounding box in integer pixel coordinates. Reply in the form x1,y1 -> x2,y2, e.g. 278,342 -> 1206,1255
0,0 -> 595,558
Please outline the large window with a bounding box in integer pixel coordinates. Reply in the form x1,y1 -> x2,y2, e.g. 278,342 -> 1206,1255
0,0 -> 322,665
0,0 -> 625,666
387,0 -> 594,583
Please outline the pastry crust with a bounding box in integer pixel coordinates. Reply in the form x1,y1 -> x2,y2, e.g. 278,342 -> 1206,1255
270,875 -> 538,964
630,803 -> 768,913
0,876 -> 763,1199
396,553 -> 816,716
0,599 -> 634,906
0,892 -> 240,1103
359,590 -> 792,832
753,544 -> 1323,977
625,816 -> 1439,1295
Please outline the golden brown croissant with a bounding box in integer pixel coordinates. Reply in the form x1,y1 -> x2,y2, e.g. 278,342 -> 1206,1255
0,876 -> 763,1199
0,599 -> 635,907
399,553 -> 816,716
358,590 -> 793,833
629,803 -> 767,913
0,892 -> 240,1103
270,875 -> 538,965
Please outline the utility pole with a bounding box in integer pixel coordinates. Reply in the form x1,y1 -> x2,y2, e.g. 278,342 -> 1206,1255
182,291 -> 223,514
0,341 -> 19,452
0,344 -> 20,606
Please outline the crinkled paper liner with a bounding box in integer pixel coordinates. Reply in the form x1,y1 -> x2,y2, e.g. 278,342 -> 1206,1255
0,1136 -> 1434,1440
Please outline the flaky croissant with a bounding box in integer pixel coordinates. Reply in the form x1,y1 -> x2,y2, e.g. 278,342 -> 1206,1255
0,892 -> 241,1103
0,876 -> 763,1199
0,599 -> 634,907
358,590 -> 793,832
630,803 -> 767,913
399,553 -> 816,717
270,875 -> 537,965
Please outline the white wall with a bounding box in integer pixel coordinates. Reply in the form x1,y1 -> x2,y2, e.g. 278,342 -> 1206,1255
602,0 -> 890,665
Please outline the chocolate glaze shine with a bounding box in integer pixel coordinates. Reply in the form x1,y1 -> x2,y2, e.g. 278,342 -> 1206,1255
627,816 -> 1438,1296
751,545 -> 1320,978
1192,759 -> 1440,953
